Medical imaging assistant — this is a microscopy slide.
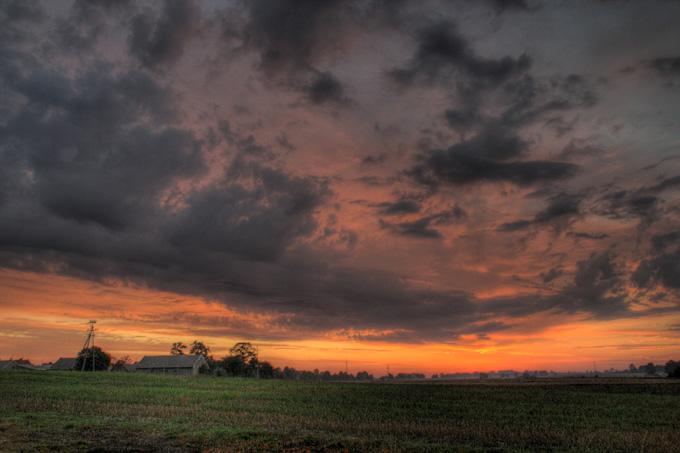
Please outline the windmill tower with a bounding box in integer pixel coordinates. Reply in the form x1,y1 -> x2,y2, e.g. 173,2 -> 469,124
81,320 -> 97,371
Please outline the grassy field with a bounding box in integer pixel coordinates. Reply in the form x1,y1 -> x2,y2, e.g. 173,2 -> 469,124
1,371 -> 678,452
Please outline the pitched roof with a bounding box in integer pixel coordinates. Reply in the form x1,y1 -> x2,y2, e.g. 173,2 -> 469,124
50,357 -> 77,370
0,360 -> 17,371
111,362 -> 137,372
136,355 -> 206,369
17,363 -> 50,371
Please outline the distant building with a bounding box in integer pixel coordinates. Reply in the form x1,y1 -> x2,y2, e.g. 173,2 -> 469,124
110,362 -> 138,372
135,355 -> 207,376
50,358 -> 77,371
0,360 -> 17,371
16,363 -> 50,371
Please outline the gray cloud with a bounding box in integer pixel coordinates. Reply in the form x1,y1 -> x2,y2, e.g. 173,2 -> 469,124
499,193 -> 582,233
650,57 -> 680,76
632,248 -> 680,290
567,232 -> 610,240
55,0 -> 134,51
379,204 -> 466,239
597,176 -> 680,227
129,0 -> 201,68
1,0 -> 679,348
651,230 -> 680,250
540,268 -> 563,283
409,124 -> 578,188
374,200 -> 422,215
165,161 -> 331,262
240,0 -> 348,77
306,71 -> 348,105
389,21 -> 531,87
1,62 -> 200,229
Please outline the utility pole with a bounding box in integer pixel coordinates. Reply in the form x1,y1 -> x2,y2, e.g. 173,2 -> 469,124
81,320 -> 96,372
345,360 -> 348,374
256,345 -> 259,380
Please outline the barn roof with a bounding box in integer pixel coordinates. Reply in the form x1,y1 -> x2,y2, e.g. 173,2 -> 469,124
0,360 -> 17,371
50,357 -> 77,370
136,355 -> 206,369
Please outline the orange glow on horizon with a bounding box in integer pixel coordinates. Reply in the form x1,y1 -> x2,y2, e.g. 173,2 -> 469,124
2,268 -> 677,376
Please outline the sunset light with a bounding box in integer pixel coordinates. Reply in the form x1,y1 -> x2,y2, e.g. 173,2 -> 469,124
1,0 -> 679,377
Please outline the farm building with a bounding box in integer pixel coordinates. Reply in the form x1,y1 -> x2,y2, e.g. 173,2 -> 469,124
110,362 -> 138,372
0,360 -> 17,371
50,358 -> 77,371
135,355 -> 207,376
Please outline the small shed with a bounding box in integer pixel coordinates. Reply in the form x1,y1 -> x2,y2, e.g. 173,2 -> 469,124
136,355 -> 207,376
50,357 -> 77,371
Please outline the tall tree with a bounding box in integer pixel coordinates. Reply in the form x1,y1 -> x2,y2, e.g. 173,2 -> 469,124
170,342 -> 187,355
229,342 -> 256,364
189,340 -> 211,359
75,346 -> 111,371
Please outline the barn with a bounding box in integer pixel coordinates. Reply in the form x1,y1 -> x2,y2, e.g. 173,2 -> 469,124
50,358 -> 77,371
110,362 -> 138,372
135,355 -> 207,376
0,360 -> 17,371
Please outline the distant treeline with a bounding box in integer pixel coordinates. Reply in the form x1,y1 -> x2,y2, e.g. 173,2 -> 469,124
172,341 -> 375,381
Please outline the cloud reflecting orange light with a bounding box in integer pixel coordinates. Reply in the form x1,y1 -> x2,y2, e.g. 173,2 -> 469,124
2,268 -> 676,375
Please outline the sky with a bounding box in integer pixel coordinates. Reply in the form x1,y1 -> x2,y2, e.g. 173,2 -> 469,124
1,0 -> 679,376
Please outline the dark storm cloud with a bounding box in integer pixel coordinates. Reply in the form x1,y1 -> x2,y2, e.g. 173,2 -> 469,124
650,57 -> 680,76
540,268 -> 563,283
381,217 -> 442,239
647,175 -> 680,193
55,0 -> 135,51
0,0 -> 44,45
487,0 -> 530,10
499,193 -> 582,233
2,0 -> 679,348
597,175 -> 680,226
651,231 -> 680,250
240,0 -> 347,76
557,141 -> 601,161
218,120 -> 275,159
483,252 -> 632,321
306,71 -> 347,105
129,0 -> 201,68
632,248 -> 680,290
165,160 -> 331,262
500,74 -> 598,129
389,21 -> 531,86
0,57 -> 200,229
411,152 -> 577,187
567,232 -> 610,240
408,124 -> 578,188
374,200 -> 422,215
379,204 -> 466,239
444,108 -> 482,131
544,251 -> 630,319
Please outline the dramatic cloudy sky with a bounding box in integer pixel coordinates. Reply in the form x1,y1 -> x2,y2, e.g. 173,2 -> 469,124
1,0 -> 679,374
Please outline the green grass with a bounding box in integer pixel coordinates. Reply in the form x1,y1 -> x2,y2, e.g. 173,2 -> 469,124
1,372 -> 678,452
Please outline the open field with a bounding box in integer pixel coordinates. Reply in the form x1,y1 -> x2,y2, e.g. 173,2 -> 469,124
1,372 -> 678,452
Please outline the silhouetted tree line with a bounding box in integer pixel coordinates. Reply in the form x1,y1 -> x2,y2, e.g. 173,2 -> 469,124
665,360 -> 680,378
627,361 -> 680,377
172,341 -> 375,381
71,341 -> 677,380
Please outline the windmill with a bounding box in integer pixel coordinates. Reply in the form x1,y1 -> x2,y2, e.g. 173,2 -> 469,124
81,320 -> 97,372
